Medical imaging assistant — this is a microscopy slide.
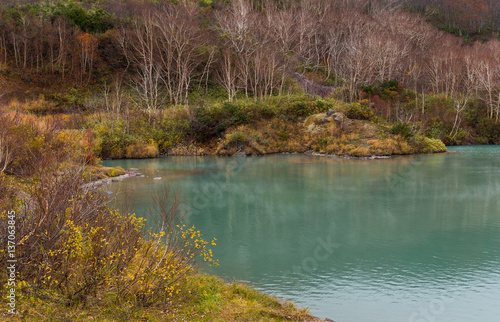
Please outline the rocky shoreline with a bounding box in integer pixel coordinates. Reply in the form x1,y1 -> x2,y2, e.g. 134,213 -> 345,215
83,168 -> 142,189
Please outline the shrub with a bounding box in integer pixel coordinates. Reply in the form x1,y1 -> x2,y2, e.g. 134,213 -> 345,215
477,118 -> 500,144
83,128 -> 101,165
446,128 -> 468,145
50,2 -> 113,34
350,146 -> 371,157
25,95 -> 64,115
226,131 -> 249,145
93,121 -> 138,159
125,143 -> 159,158
222,101 -> 251,125
317,138 -> 328,147
192,105 -> 230,139
397,139 -> 414,155
151,113 -> 191,153
423,137 -> 446,153
413,136 -> 446,153
391,121 -> 413,139
284,99 -> 331,118
288,101 -> 309,117
425,121 -> 448,140
278,132 -> 289,141
0,168 -> 217,307
368,139 -> 398,155
0,111 -> 85,176
344,103 -> 374,120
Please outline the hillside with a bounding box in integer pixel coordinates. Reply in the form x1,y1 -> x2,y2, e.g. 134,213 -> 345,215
0,0 -> 499,162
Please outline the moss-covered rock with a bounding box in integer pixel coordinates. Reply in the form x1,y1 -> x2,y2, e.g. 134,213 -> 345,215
104,167 -> 125,177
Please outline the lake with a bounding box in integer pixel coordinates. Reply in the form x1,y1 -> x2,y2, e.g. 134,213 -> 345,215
103,146 -> 500,322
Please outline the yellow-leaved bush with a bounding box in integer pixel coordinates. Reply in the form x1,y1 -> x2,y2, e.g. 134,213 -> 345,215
0,167 -> 217,307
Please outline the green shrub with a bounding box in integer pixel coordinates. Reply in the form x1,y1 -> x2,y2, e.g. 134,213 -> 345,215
391,121 -> 413,139
222,101 -> 250,125
288,101 -> 309,117
93,121 -> 138,159
361,80 -> 399,100
193,102 -> 253,141
425,121 -> 448,140
477,118 -> 500,144
283,98 -> 331,119
278,132 -> 289,141
317,138 -> 328,147
413,136 -> 446,153
147,115 -> 191,153
193,105 -> 229,139
50,2 -> 113,33
226,131 -> 248,145
423,137 -> 446,153
344,103 -> 374,120
446,128 -> 468,145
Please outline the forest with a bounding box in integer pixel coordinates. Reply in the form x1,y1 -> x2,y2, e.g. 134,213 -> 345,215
0,0 -> 499,160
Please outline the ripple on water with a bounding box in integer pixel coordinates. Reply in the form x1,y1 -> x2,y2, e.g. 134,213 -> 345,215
105,146 -> 500,322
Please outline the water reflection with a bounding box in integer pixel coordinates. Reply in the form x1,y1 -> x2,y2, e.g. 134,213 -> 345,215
105,146 -> 500,322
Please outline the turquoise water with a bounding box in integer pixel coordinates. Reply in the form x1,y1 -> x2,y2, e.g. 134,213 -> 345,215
103,146 -> 500,322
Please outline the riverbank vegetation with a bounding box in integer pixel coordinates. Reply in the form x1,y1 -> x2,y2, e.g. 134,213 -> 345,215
0,0 -> 499,161
0,131 -> 314,320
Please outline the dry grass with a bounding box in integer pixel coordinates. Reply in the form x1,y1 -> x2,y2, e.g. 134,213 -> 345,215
0,274 -> 320,322
125,143 -> 159,158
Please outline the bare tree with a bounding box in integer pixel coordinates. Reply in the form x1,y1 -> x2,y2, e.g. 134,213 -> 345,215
122,2 -> 210,109
122,9 -> 163,116
218,49 -> 238,101
471,40 -> 500,120
154,2 -> 208,105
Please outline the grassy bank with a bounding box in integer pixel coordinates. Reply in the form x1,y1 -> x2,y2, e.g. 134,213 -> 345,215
37,94 -> 441,160
1,274 -> 316,321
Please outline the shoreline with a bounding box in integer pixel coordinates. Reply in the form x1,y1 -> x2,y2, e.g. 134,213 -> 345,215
89,149 -> 450,187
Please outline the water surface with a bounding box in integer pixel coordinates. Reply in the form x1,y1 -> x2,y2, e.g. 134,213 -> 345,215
104,146 -> 500,322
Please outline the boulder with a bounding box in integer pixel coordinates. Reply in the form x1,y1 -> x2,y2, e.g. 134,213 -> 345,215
304,111 -> 352,134
334,112 -> 344,122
